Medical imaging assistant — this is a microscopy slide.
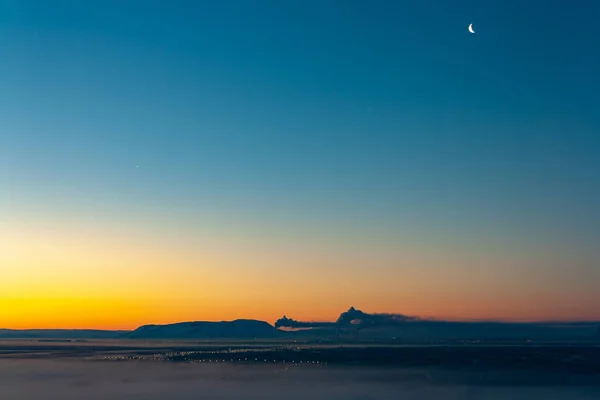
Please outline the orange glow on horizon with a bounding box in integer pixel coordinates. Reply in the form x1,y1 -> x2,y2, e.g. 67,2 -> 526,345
3,294 -> 599,331
2,215 -> 599,330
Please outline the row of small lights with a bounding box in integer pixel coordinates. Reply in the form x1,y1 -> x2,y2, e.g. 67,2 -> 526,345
99,355 -> 326,365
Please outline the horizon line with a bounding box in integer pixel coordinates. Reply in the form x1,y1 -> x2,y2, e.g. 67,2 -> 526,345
3,317 -> 600,332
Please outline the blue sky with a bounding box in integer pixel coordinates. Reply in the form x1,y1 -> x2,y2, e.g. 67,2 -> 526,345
2,1 -> 600,323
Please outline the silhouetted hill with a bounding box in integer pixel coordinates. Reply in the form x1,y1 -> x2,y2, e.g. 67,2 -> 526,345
3,311 -> 598,342
128,319 -> 277,339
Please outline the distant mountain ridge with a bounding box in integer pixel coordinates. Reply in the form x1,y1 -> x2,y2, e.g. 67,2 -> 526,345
127,319 -> 276,339
2,308 -> 599,341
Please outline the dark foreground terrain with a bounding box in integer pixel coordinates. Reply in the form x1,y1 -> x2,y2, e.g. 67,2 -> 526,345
1,341 -> 599,399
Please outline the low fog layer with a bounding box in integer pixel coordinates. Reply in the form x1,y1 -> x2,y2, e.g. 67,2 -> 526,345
1,360 -> 598,400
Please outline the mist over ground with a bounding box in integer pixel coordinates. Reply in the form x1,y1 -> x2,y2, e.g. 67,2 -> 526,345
1,359 -> 599,400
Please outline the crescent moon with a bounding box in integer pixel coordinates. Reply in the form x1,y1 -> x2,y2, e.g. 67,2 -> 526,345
468,24 -> 475,34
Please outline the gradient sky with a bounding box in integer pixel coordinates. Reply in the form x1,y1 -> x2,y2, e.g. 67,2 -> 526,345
2,1 -> 600,329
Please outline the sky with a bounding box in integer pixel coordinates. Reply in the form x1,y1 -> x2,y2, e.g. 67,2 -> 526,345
1,0 -> 600,329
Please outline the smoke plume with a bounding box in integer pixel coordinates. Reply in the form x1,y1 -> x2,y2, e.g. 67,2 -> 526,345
275,307 -> 418,330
